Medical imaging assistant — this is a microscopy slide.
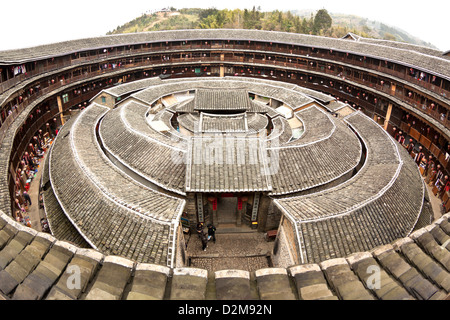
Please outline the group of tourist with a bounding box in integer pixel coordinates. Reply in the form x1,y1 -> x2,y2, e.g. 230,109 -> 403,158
399,134 -> 450,202
13,129 -> 52,227
420,154 -> 449,200
196,222 -> 217,251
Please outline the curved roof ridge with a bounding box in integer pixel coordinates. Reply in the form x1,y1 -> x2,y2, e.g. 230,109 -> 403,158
274,111 -> 409,222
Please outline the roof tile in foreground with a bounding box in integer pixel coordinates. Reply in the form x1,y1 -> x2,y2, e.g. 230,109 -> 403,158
0,211 -> 449,300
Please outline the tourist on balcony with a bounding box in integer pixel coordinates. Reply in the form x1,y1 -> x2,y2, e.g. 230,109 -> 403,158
424,156 -> 434,178
437,175 -> 449,199
419,156 -> 427,176
428,164 -> 441,187
434,165 -> 443,185
23,191 -> 32,206
392,127 -> 399,140
427,166 -> 437,186
14,198 -> 26,214
442,177 -> 450,200
397,131 -> 405,145
14,211 -> 25,225
415,146 -> 425,165
407,139 -> 414,153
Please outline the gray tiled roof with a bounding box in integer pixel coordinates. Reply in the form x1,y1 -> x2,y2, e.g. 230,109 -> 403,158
178,106 -> 267,134
355,36 -> 448,60
194,88 -> 252,111
288,105 -> 333,145
1,29 -> 448,79
274,112 -> 425,263
268,114 -> 361,195
247,113 -> 269,134
100,78 -> 362,196
186,135 -> 272,193
42,145 -> 90,248
177,112 -> 200,133
99,101 -> 187,194
42,185 -> 90,249
0,210 -> 449,300
49,104 -> 185,265
130,77 -> 314,111
175,98 -> 195,113
200,112 -> 247,133
104,77 -> 163,97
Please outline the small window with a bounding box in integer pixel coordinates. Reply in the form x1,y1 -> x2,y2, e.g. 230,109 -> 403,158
101,96 -> 106,103
62,93 -> 69,104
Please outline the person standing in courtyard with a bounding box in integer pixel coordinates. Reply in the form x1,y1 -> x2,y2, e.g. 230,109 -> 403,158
196,222 -> 204,237
207,224 -> 216,243
200,233 -> 208,251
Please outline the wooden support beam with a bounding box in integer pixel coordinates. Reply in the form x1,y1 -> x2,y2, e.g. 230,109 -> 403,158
384,103 -> 393,130
56,95 -> 65,126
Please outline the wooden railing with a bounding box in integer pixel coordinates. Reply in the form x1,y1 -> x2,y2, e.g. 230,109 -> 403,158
2,41 -> 449,98
1,46 -> 450,212
398,121 -> 450,172
1,46 -> 450,157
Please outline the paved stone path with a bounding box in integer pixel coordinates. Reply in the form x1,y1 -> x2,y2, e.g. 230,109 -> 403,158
424,177 -> 445,221
25,154 -> 48,232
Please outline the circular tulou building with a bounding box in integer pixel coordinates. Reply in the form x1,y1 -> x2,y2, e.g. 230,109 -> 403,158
0,29 -> 449,300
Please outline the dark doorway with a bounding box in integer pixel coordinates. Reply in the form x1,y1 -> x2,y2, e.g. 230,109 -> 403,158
217,197 -> 237,225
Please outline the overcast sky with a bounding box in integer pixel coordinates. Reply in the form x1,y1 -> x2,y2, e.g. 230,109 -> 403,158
0,0 -> 448,51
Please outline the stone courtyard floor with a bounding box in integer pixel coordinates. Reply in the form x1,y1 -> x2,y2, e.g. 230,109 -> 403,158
185,230 -> 275,273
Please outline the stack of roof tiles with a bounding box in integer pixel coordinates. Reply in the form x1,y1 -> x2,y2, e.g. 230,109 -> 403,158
0,211 -> 448,300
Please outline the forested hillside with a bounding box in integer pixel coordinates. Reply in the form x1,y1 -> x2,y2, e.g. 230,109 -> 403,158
107,7 -> 436,49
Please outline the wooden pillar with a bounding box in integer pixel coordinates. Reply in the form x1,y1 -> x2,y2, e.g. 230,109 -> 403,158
56,96 -> 65,126
219,65 -> 225,77
384,103 -> 393,130
236,209 -> 242,226
236,197 -> 243,226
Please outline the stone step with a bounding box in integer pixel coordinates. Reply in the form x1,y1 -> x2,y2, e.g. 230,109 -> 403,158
215,225 -> 258,234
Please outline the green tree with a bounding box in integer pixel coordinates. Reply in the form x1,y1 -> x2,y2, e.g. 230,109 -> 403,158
313,9 -> 332,34
199,7 -> 219,19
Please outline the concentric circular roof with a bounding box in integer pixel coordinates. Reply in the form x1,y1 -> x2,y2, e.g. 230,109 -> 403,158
42,76 -> 427,266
